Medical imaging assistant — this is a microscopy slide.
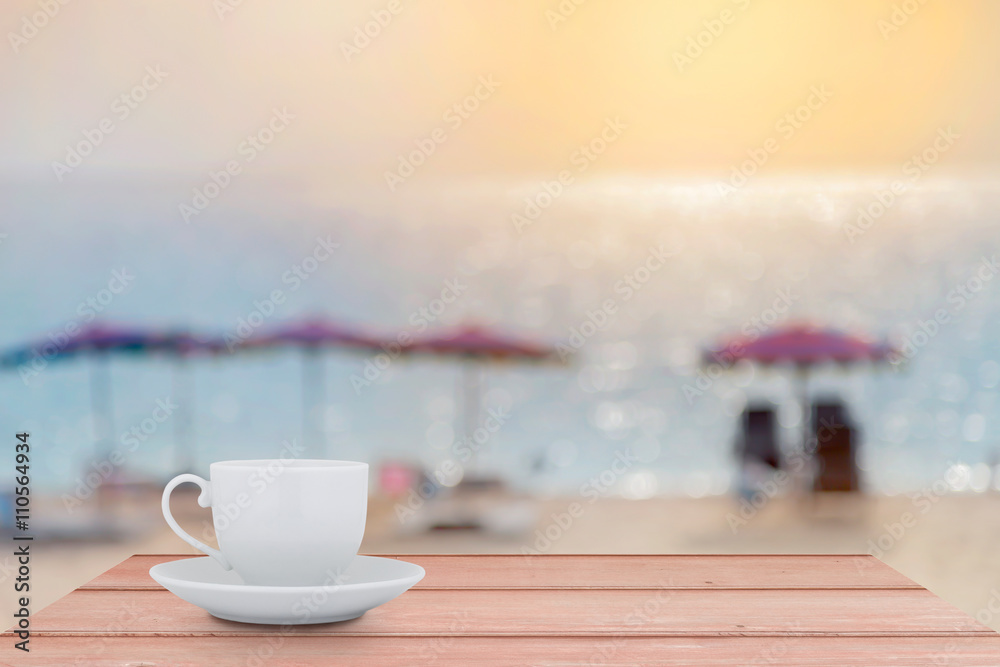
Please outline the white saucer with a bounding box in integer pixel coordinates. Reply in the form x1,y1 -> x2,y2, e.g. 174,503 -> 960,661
150,555 -> 425,625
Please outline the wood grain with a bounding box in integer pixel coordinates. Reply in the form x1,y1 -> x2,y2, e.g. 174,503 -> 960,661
21,588 -> 992,637
4,554 -> 996,666
4,635 -> 1000,667
80,553 -> 922,590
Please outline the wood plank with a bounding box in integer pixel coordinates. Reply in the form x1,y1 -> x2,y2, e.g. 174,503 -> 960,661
4,635 -> 1000,667
18,588 -> 992,637
81,554 -> 922,590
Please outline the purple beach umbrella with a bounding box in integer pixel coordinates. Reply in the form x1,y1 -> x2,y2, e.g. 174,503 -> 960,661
1,323 -> 223,474
402,324 -> 560,467
235,317 -> 382,456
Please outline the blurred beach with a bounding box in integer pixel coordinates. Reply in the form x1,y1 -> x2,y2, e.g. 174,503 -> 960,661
5,177 -> 1000,497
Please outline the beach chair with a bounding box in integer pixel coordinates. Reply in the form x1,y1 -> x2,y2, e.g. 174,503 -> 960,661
811,401 -> 861,493
733,407 -> 784,502
737,407 -> 782,470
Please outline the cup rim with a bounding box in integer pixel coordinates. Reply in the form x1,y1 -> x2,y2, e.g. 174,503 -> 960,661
210,459 -> 368,470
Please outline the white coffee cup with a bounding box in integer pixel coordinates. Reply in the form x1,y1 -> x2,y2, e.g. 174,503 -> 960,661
162,459 -> 368,586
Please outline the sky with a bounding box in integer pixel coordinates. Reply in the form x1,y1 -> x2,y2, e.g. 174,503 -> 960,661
1,0 -> 998,195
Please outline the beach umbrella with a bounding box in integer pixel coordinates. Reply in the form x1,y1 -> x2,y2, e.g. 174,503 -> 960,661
65,325 -> 226,473
27,323 -> 155,462
149,331 -> 226,472
402,324 -> 559,469
703,322 -> 893,451
237,318 -> 381,456
1,324 -> 221,473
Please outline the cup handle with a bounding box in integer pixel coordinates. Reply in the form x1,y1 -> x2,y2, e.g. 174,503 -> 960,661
161,474 -> 232,571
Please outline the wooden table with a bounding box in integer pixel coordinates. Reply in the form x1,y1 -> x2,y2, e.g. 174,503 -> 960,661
4,554 -> 999,665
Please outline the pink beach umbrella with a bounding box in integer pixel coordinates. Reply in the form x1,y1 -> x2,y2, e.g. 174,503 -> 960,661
406,325 -> 555,361
1,323 -> 222,473
148,330 -> 227,472
42,323 -> 155,463
706,324 -> 892,366
402,324 -> 559,464
237,318 -> 382,455
703,322 -> 894,449
64,325 -> 223,472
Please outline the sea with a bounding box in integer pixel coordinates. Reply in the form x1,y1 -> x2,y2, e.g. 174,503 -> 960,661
3,172 -> 1000,498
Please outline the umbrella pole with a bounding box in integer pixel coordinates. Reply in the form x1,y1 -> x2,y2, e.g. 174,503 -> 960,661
90,353 -> 114,461
302,348 -> 324,458
172,359 -> 194,474
796,366 -> 812,487
90,353 -> 114,515
459,365 -> 469,441
317,353 -> 326,457
461,364 -> 485,475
